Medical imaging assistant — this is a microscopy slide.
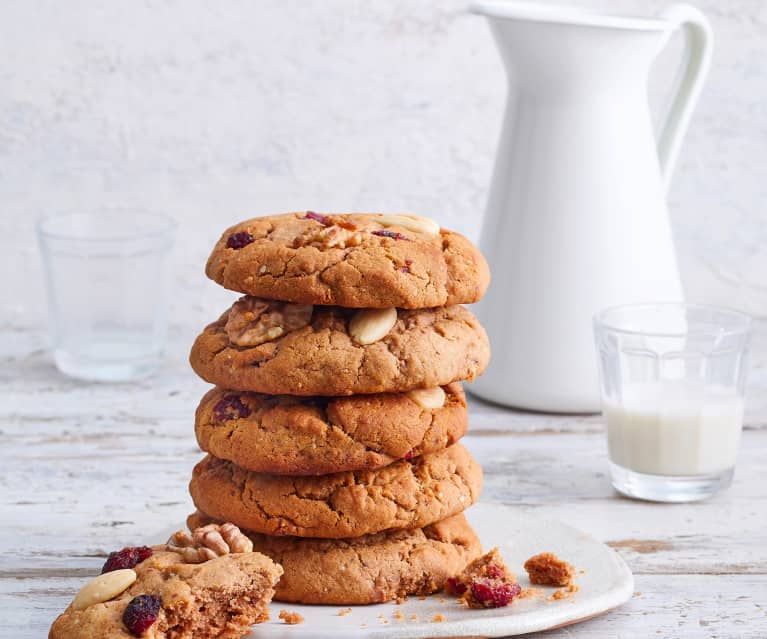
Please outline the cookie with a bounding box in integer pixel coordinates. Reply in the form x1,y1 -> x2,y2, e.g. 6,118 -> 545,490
205,212 -> 490,309
49,547 -> 281,639
189,298 -> 490,395
188,510 -> 482,605
189,443 -> 482,538
195,383 -> 468,475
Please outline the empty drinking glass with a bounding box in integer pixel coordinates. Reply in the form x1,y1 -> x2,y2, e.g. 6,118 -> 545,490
594,303 -> 751,502
37,211 -> 176,381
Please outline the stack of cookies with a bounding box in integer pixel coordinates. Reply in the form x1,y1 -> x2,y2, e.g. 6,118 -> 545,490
187,212 -> 492,605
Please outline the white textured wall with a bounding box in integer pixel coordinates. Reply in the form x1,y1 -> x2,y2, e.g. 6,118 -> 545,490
2,0 -> 766,346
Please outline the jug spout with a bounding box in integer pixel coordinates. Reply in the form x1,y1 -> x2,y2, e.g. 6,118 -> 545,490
473,1 -> 670,94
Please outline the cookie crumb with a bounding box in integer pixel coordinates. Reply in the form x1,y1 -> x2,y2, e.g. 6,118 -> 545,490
337,608 -> 353,616
432,614 -> 446,622
439,597 -> 446,603
418,595 -> 427,601
550,584 -> 580,600
393,610 -> 405,621
446,547 -> 521,609
278,610 -> 304,625
518,587 -> 545,600
524,552 -> 575,587
395,595 -> 407,604
410,613 -> 418,621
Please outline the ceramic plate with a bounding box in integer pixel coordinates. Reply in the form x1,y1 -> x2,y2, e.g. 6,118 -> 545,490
246,502 -> 633,638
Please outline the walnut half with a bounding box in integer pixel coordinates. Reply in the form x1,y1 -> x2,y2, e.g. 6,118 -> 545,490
166,522 -> 254,563
225,296 -> 313,347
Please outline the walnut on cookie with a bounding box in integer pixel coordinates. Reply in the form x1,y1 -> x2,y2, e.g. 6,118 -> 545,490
225,296 -> 313,347
166,522 -> 254,563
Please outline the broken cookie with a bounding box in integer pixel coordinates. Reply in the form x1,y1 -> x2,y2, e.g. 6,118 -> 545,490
524,552 -> 575,587
49,524 -> 282,639
446,547 -> 522,609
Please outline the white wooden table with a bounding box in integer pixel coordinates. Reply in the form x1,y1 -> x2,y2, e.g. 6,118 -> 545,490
2,325 -> 766,638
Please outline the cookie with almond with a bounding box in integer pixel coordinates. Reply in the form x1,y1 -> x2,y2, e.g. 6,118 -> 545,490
189,298 -> 490,396
206,212 -> 489,309
194,383 -> 467,475
49,526 -> 282,639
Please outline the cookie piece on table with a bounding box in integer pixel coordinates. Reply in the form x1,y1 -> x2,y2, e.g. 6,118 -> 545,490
188,511 -> 482,605
189,444 -> 482,539
49,525 -> 282,639
189,298 -> 490,396
205,212 -> 490,309
195,383 -> 468,475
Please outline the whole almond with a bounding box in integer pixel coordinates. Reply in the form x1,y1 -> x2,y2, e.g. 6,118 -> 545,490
407,386 -> 446,410
71,568 -> 137,611
349,308 -> 398,345
376,214 -> 440,236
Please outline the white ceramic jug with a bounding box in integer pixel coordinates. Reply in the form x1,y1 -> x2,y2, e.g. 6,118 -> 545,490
470,2 -> 712,412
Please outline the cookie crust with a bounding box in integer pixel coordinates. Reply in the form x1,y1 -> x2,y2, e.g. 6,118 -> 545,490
189,444 -> 482,539
188,511 -> 482,605
189,303 -> 490,396
205,212 -> 490,309
195,383 -> 468,475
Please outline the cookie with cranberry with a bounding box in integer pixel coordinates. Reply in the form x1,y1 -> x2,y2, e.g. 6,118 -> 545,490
205,212 -> 489,309
189,297 -> 490,396
188,510 -> 482,605
195,383 -> 467,475
446,547 -> 522,608
49,545 -> 281,639
189,444 -> 482,539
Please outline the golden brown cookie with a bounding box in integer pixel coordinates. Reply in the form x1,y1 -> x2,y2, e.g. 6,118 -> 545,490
48,549 -> 281,639
189,299 -> 490,396
188,510 -> 483,605
195,383 -> 468,475
189,444 -> 482,539
205,212 -> 489,309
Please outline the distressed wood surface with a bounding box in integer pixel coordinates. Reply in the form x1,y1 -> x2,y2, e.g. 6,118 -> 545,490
2,325 -> 766,638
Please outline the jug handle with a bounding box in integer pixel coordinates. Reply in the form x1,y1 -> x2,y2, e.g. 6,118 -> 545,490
656,4 -> 713,191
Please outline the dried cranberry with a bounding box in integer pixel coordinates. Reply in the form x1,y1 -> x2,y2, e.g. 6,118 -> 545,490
123,594 -> 161,636
469,577 -> 521,608
403,449 -> 415,461
303,211 -> 329,225
213,395 -> 251,422
226,231 -> 254,249
445,577 -> 467,596
398,259 -> 413,273
372,229 -> 409,241
101,546 -> 153,574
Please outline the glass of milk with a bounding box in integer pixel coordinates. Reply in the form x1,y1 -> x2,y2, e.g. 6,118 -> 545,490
594,303 -> 751,502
